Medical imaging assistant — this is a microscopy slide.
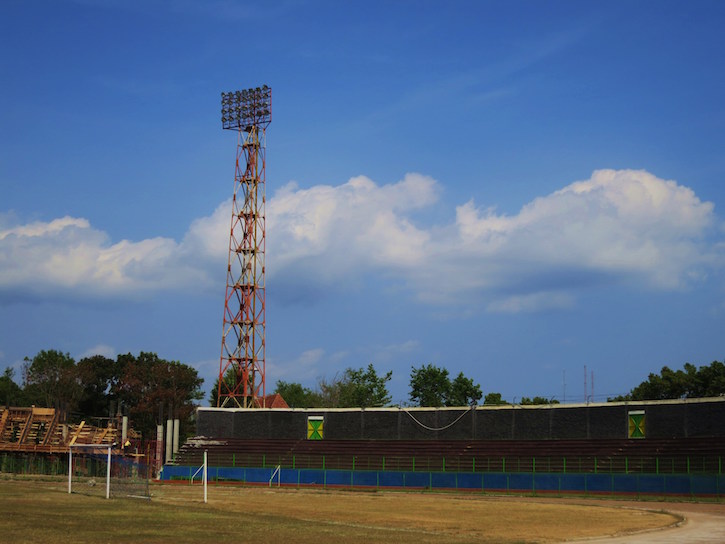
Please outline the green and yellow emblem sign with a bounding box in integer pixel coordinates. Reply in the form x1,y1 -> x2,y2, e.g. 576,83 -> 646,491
628,410 -> 645,439
307,416 -> 324,440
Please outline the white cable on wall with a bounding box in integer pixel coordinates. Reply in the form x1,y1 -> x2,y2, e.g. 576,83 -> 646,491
402,407 -> 473,431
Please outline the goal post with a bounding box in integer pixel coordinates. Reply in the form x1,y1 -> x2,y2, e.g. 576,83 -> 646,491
68,443 -> 151,500
68,444 -> 111,499
190,449 -> 208,504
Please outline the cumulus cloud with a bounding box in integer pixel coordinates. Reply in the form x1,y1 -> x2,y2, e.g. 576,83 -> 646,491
267,173 -> 437,281
0,214 -> 211,299
270,168 -> 721,310
452,169 -> 718,304
0,169 -> 721,312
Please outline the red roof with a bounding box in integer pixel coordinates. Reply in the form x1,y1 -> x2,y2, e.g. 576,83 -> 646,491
254,393 -> 289,409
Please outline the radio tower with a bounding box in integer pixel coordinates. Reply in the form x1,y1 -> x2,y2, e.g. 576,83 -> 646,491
217,85 -> 271,408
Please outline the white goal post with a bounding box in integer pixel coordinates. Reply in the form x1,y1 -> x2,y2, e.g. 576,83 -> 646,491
190,450 -> 208,504
68,443 -> 151,500
68,444 -> 112,499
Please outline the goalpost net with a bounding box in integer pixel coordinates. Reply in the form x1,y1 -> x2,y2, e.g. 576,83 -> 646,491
68,444 -> 151,500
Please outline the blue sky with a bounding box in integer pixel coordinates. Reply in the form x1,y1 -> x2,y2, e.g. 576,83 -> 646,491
1,0 -> 724,405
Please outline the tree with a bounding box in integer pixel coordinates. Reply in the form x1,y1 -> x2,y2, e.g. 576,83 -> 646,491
23,350 -> 80,412
609,361 -> 725,401
689,361 -> 725,397
274,380 -> 322,408
483,392 -> 509,405
0,368 -> 25,407
448,372 -> 483,406
76,355 -> 119,417
113,352 -> 204,439
408,364 -> 482,407
409,364 -> 450,407
520,396 -> 559,405
337,364 -> 392,408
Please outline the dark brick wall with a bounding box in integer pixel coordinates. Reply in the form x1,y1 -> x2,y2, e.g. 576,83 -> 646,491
196,399 -> 725,441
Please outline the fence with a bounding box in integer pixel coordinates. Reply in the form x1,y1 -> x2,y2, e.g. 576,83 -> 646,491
1,444 -> 157,479
179,452 -> 724,476
1,452 -> 67,476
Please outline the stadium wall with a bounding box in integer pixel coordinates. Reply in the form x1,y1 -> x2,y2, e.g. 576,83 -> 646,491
196,397 -> 725,441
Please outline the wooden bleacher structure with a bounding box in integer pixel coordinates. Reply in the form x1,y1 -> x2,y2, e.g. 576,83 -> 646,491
0,406 -> 121,453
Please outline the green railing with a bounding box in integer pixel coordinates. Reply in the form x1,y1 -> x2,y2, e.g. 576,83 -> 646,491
177,452 -> 723,475
0,452 -> 68,476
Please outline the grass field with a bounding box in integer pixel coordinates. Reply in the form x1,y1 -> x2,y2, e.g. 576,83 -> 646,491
0,477 -> 680,544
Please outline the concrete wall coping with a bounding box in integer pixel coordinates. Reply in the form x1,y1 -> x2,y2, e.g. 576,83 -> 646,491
198,396 -> 725,414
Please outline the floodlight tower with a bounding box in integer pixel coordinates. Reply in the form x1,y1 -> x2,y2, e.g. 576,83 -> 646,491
217,85 -> 271,408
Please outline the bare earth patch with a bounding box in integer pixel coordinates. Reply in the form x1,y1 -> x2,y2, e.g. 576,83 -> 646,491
0,478 -> 681,544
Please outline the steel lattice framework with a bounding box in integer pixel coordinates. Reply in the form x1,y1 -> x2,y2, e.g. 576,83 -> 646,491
217,85 -> 271,408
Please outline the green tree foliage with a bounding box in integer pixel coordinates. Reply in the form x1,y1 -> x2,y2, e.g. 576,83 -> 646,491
610,361 -> 725,401
15,349 -> 204,439
409,364 -> 482,407
483,392 -> 509,405
22,350 -> 80,411
448,372 -> 483,406
1,368 -> 25,407
114,352 -> 204,439
337,364 -> 393,408
273,380 -> 322,408
269,364 -> 392,408
315,364 -> 393,408
520,396 -> 559,405
76,355 -> 119,417
409,364 -> 450,407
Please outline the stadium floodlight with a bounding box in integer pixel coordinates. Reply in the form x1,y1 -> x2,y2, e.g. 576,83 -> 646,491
221,85 -> 272,131
218,84 -> 271,408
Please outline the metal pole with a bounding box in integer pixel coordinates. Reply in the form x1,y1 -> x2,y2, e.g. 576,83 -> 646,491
68,447 -> 72,494
106,446 -> 111,499
203,450 -> 208,504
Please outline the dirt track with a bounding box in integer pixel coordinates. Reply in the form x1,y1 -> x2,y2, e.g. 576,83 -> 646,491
560,499 -> 725,543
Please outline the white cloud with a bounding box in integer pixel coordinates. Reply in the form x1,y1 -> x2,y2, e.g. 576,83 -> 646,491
451,169 -> 717,303
373,340 -> 420,362
78,344 -> 116,359
0,169 -> 721,312
0,214 -> 211,299
486,292 -> 575,314
267,173 -> 437,280
267,347 -> 330,385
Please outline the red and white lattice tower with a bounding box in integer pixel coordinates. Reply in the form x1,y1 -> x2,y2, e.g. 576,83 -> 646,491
217,86 -> 271,408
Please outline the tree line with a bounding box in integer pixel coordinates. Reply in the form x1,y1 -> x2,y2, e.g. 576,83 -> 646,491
608,360 -> 725,401
0,350 -> 203,439
267,360 -> 725,409
5,350 -> 722,439
259,362 -> 557,408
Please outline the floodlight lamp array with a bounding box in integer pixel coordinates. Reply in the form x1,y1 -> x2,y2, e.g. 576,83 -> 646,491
221,85 -> 272,131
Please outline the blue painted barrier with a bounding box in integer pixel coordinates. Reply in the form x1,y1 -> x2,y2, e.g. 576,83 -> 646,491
534,473 -> 559,492
161,465 -> 722,496
612,474 -> 638,493
431,472 -> 457,489
353,471 -> 377,487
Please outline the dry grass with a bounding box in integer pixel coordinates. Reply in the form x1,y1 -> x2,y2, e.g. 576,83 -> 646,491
0,478 -> 680,544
